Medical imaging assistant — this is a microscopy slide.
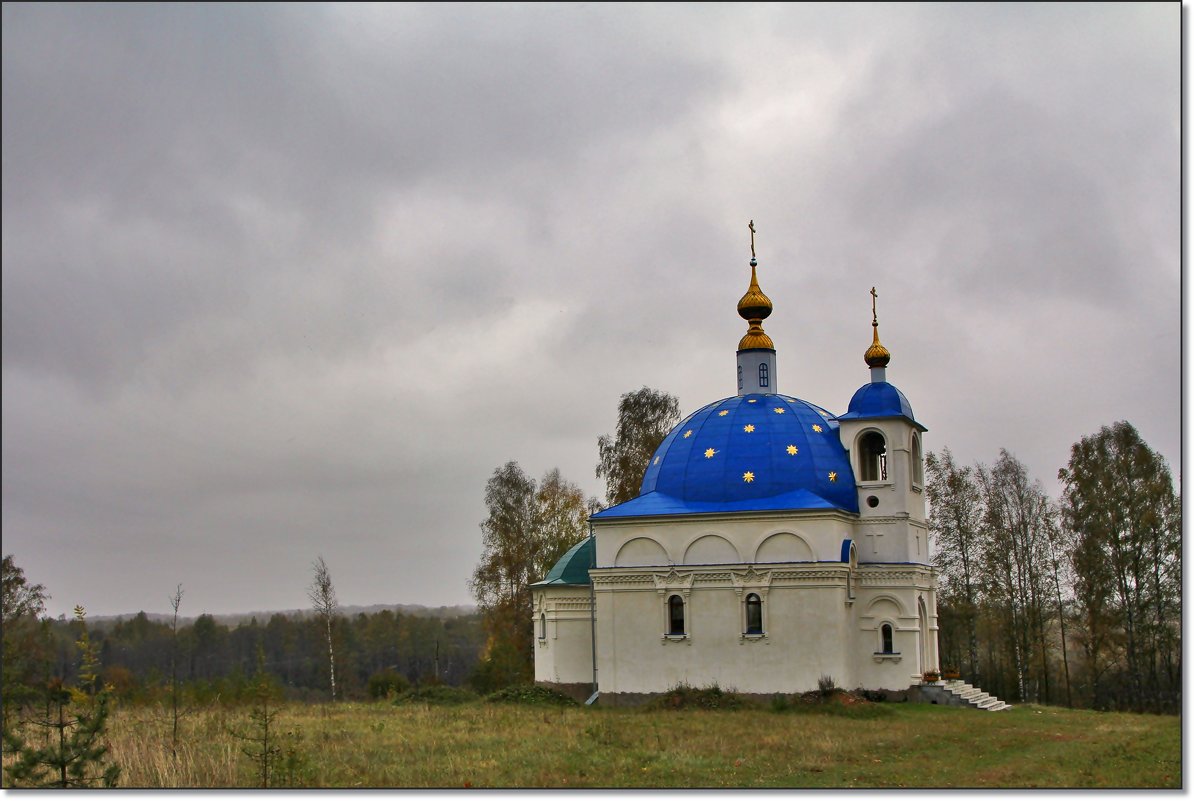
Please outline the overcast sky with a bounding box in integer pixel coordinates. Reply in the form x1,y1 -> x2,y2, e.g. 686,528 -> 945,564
2,3 -> 1179,618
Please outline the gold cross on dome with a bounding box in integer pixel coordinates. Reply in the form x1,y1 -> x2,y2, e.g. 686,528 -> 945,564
748,220 -> 756,258
870,286 -> 878,325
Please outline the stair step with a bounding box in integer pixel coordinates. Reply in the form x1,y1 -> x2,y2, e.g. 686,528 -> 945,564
936,679 -> 1009,711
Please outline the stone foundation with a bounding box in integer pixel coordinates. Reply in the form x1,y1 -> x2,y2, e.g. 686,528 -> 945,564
907,683 -> 968,707
559,687 -> 914,707
535,681 -> 595,704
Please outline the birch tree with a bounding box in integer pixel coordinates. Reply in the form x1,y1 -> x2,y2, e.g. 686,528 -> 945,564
596,387 -> 680,507
977,451 -> 1054,703
925,449 -> 984,681
308,557 -> 338,702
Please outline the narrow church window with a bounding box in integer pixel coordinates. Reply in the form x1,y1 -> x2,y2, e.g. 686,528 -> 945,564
848,545 -> 857,600
758,363 -> 769,387
860,431 -> 887,481
539,613 -> 546,641
911,434 -> 924,486
745,593 -> 763,634
881,623 -> 894,654
668,595 -> 685,636
738,365 -> 743,392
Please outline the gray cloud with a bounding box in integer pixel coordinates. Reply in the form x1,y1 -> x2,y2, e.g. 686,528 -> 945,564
2,3 -> 1178,617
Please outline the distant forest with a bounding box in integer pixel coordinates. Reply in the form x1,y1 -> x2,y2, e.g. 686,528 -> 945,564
43,607 -> 484,703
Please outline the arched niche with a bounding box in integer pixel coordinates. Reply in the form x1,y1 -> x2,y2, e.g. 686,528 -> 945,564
614,536 -> 669,567
864,595 -> 907,621
754,532 -> 814,563
682,534 -> 740,565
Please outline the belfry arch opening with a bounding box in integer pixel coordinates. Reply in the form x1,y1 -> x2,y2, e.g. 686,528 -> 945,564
859,431 -> 887,482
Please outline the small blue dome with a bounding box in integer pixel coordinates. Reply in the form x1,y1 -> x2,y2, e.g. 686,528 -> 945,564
592,393 -> 859,519
837,381 -> 926,431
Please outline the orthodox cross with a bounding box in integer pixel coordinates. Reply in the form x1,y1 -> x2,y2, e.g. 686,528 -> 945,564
748,220 -> 756,259
864,529 -> 884,555
870,286 -> 878,325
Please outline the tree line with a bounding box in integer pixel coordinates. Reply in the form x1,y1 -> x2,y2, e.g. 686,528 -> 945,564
51,603 -> 484,703
2,556 -> 486,712
469,387 -> 679,690
927,421 -> 1179,713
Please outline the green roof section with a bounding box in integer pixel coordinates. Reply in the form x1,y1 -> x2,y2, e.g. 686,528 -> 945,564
530,537 -> 594,587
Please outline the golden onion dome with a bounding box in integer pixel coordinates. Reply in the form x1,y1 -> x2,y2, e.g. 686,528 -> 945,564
737,260 -> 773,322
737,257 -> 775,350
864,324 -> 891,368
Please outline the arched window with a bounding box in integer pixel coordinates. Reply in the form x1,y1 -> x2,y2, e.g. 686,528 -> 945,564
668,595 -> 686,636
880,623 -> 895,654
538,613 -> 546,641
859,431 -> 887,482
911,434 -> 924,486
737,365 -> 743,391
745,593 -> 763,634
758,363 -> 769,388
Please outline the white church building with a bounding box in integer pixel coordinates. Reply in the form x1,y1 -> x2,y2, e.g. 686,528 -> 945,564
532,230 -> 940,703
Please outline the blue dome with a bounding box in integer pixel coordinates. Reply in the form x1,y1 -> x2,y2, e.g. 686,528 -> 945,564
837,381 -> 926,431
592,393 -> 859,519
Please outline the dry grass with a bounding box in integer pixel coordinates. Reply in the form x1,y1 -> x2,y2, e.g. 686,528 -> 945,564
14,699 -> 1180,789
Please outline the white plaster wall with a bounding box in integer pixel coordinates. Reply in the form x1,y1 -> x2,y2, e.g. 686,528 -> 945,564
533,587 -> 594,685
593,565 -> 859,695
851,566 -> 938,689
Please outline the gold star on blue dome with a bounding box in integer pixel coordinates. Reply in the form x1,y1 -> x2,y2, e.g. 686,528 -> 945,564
743,424 -> 755,433
812,424 -> 823,433
774,407 -> 785,414
683,430 -> 693,438
743,471 -> 755,483
718,410 -> 729,417
786,445 -> 798,455
704,448 -> 716,459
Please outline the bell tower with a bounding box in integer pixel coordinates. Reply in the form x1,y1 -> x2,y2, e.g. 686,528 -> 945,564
836,288 -> 929,564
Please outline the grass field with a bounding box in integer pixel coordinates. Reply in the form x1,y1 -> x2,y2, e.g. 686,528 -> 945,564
84,694 -> 1181,789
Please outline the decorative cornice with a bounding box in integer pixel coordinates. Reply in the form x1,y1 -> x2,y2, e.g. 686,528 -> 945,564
730,567 -> 773,589
591,508 -> 862,528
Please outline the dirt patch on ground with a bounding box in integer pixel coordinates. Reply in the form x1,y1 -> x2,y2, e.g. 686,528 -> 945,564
797,689 -> 873,706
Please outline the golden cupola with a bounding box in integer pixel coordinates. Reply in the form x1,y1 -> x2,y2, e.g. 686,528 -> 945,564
864,286 -> 891,370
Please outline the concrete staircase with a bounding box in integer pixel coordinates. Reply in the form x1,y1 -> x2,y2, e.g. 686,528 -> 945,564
942,679 -> 1012,711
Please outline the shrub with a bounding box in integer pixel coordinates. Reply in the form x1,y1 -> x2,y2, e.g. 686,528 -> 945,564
648,682 -> 750,711
392,685 -> 478,706
484,685 -> 578,707
817,675 -> 837,697
769,694 -> 793,712
367,669 -> 410,700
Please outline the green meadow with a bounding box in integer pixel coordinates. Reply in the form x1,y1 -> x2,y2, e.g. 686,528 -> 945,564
97,698 -> 1179,789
